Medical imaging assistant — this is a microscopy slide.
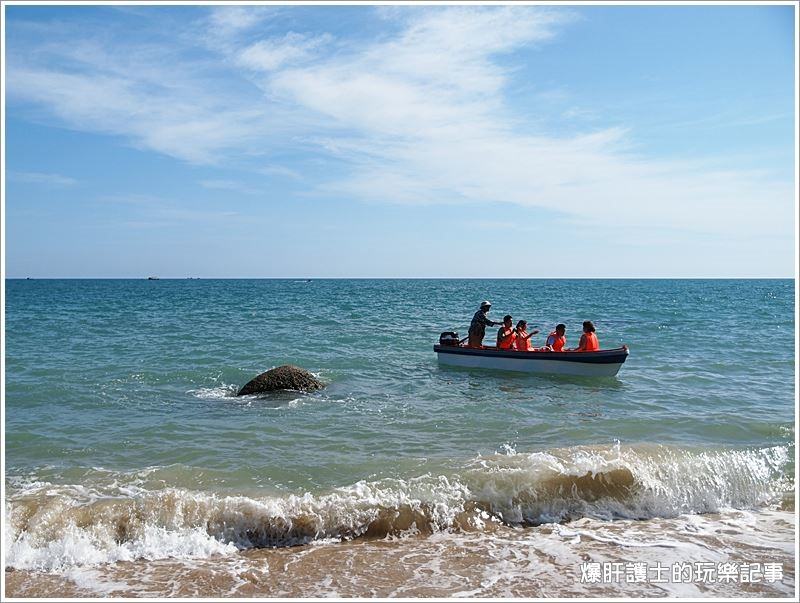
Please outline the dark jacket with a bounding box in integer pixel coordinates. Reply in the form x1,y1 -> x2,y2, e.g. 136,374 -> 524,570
469,309 -> 496,336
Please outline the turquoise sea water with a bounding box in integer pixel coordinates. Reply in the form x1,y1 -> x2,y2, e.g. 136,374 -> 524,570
4,278 -> 796,576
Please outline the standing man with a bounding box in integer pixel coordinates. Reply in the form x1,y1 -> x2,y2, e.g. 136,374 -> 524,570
468,301 -> 501,348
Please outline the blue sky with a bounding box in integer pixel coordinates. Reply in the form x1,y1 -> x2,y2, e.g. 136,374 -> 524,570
3,3 -> 796,278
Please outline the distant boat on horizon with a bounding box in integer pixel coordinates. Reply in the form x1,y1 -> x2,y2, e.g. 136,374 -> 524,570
147,276 -> 160,280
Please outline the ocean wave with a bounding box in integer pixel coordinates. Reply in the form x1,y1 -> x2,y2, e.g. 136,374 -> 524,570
463,442 -> 792,524
5,443 -> 792,571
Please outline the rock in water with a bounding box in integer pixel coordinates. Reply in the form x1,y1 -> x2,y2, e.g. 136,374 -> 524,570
237,365 -> 324,396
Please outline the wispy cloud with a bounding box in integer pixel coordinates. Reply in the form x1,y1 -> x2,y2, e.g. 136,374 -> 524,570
5,5 -> 793,239
260,164 -> 302,180
253,7 -> 788,235
238,32 -> 333,72
98,192 -> 241,225
562,106 -> 599,121
199,179 -> 260,195
207,5 -> 275,38
8,170 -> 77,187
8,62 -> 272,164
6,11 -> 286,164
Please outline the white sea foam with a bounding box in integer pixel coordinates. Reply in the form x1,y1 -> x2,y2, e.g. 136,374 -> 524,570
4,443 -> 792,571
464,443 -> 791,524
496,443 -> 517,456
7,523 -> 238,572
63,567 -> 131,596
187,384 -> 238,399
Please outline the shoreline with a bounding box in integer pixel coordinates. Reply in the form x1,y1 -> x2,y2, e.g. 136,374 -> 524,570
5,509 -> 795,598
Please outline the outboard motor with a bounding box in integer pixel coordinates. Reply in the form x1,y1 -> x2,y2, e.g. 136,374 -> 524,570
439,331 -> 460,346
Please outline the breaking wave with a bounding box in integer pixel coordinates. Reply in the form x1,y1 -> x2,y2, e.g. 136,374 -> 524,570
5,443 -> 791,571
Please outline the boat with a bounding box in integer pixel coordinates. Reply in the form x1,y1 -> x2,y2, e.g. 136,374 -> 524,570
434,335 -> 629,377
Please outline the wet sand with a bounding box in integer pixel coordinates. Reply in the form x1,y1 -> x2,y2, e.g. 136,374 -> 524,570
6,509 -> 795,598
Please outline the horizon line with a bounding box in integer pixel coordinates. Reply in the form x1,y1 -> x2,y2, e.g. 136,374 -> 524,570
3,276 -> 796,281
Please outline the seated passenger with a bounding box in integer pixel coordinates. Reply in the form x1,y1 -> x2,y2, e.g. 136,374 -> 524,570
513,320 -> 540,351
544,324 -> 567,352
496,315 -> 516,349
570,320 -> 599,352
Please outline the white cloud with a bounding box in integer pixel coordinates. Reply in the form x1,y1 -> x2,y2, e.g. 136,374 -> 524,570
238,32 -> 333,72
265,7 -> 573,137
208,5 -> 272,36
4,5 -> 793,241
8,171 -> 77,187
8,63 -> 269,164
256,7 -> 791,236
260,164 -> 302,180
562,106 -> 598,121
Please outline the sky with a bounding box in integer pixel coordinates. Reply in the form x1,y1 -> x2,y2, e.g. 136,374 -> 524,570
2,2 -> 797,278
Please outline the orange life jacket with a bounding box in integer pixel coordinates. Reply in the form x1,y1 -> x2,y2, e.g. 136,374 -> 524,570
516,329 -> 532,351
497,328 -> 515,349
581,331 -> 599,351
547,331 -> 566,352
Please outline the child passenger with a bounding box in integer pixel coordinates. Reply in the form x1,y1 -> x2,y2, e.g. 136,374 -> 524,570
513,320 -> 540,351
544,324 -> 567,352
496,315 -> 516,349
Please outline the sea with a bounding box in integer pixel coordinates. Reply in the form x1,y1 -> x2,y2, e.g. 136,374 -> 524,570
3,278 -> 796,598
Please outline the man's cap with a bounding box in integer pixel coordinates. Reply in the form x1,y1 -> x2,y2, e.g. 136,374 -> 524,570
480,300 -> 492,308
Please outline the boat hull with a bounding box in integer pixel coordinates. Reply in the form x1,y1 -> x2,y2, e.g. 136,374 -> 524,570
434,345 -> 629,377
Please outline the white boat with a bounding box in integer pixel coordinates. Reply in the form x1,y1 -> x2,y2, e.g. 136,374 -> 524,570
434,342 -> 629,377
